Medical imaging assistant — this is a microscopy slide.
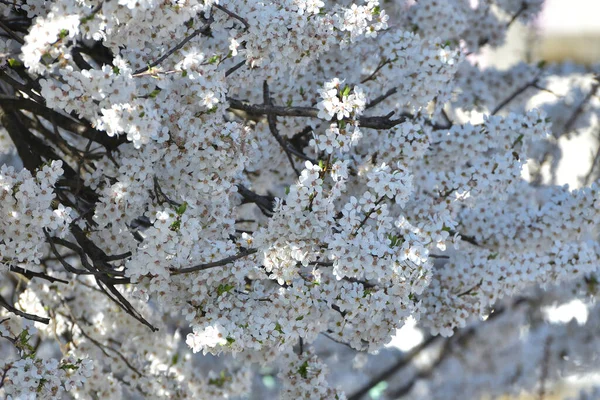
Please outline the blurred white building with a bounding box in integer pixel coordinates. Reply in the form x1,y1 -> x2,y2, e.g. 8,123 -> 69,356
536,0 -> 600,65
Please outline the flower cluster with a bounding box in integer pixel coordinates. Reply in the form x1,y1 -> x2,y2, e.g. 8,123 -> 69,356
0,161 -> 71,272
278,349 -> 346,400
3,0 -> 600,398
313,78 -> 367,154
0,318 -> 93,399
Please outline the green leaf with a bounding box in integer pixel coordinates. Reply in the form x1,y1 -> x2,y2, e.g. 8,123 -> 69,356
372,6 -> 381,15
148,88 -> 161,98
297,361 -> 309,379
37,378 -> 48,392
387,233 -> 401,247
169,219 -> 181,231
112,66 -> 120,75
7,58 -> 22,68
80,14 -> 95,23
171,353 -> 179,365
59,363 -> 79,371
58,29 -> 69,39
285,186 -> 290,195
216,283 -> 235,296
208,55 -> 220,64
341,85 -> 351,98
208,370 -> 231,387
181,70 -> 188,77
295,315 -> 304,321
512,134 -> 524,148
274,322 -> 284,334
176,202 -> 188,215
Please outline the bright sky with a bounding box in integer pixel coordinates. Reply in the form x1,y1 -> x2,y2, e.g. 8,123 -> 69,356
539,0 -> 600,34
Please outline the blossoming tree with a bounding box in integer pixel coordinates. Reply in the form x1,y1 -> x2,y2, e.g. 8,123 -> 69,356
1,0 -> 600,398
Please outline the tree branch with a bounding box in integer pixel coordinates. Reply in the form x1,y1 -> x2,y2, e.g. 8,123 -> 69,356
227,97 -> 408,130
170,248 -> 258,275
0,294 -> 50,324
263,81 -> 301,176
563,75 -> 600,135
9,266 -> 69,284
213,4 -> 249,30
133,17 -> 214,75
348,335 -> 440,400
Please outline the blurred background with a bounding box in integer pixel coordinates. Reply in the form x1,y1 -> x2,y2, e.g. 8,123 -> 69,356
483,0 -> 600,190
467,2 -> 599,398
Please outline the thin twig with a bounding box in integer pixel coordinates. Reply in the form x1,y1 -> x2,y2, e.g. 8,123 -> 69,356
133,17 -> 214,75
538,337 -> 553,400
563,76 -> 600,135
225,60 -> 246,77
0,294 -> 50,324
9,266 -> 69,284
348,335 -> 440,400
213,4 -> 250,30
263,81 -> 301,176
491,77 -> 540,116
365,87 -> 397,109
0,19 -> 24,44
386,338 -> 452,399
170,248 -> 258,275
361,58 -> 391,84
583,131 -> 600,185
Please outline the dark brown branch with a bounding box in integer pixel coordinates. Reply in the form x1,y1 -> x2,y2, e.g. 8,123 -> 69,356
263,81 -> 301,176
0,94 -> 126,150
237,184 -> 275,216
0,71 -> 45,103
227,97 -> 409,130
491,77 -> 541,116
133,17 -> 214,75
0,18 -> 24,44
366,87 -> 397,109
386,338 -> 452,399
153,175 -> 182,207
94,276 -> 157,332
170,248 -> 258,275
225,60 -> 246,77
563,75 -> 600,135
583,129 -> 600,185
214,4 -> 249,30
0,294 -> 50,324
469,3 -> 528,54
72,317 -> 144,378
348,335 -> 440,400
361,58 -> 391,84
448,229 -> 480,247
0,105 -> 44,172
9,266 -> 69,284
538,337 -> 553,400
352,196 -> 386,236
